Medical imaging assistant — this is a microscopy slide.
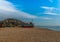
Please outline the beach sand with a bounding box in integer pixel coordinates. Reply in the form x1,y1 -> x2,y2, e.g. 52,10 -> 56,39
0,27 -> 60,42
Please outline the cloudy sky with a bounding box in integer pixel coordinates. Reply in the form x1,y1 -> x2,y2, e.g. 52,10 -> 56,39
0,0 -> 60,26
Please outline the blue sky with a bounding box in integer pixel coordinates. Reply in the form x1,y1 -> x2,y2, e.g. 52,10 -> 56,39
0,0 -> 60,26
8,0 -> 57,15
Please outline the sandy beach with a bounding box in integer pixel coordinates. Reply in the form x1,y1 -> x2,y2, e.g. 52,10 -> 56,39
0,27 -> 60,42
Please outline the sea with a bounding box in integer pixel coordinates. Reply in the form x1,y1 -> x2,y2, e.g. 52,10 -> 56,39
36,26 -> 60,31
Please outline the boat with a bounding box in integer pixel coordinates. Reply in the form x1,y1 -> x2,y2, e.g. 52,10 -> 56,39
21,22 -> 34,28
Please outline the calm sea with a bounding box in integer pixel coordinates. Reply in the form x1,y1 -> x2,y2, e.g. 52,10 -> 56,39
36,26 -> 60,31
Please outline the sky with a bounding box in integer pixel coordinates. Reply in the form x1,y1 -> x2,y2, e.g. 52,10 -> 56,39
0,0 -> 60,26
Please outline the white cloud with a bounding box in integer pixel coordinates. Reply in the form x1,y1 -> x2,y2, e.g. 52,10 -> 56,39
42,6 -> 60,10
0,0 -> 4,1
44,12 -> 60,15
0,0 -> 16,12
42,6 -> 55,10
49,0 -> 53,3
38,17 -> 52,20
41,6 -> 60,15
43,17 -> 52,20
0,0 -> 38,19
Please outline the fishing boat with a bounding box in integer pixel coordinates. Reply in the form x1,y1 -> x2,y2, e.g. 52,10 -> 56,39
21,22 -> 34,28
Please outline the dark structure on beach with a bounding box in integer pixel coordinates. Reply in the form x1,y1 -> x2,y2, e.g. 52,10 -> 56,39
0,18 -> 34,28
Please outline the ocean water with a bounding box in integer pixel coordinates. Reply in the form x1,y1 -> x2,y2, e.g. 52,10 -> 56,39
37,26 -> 60,31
